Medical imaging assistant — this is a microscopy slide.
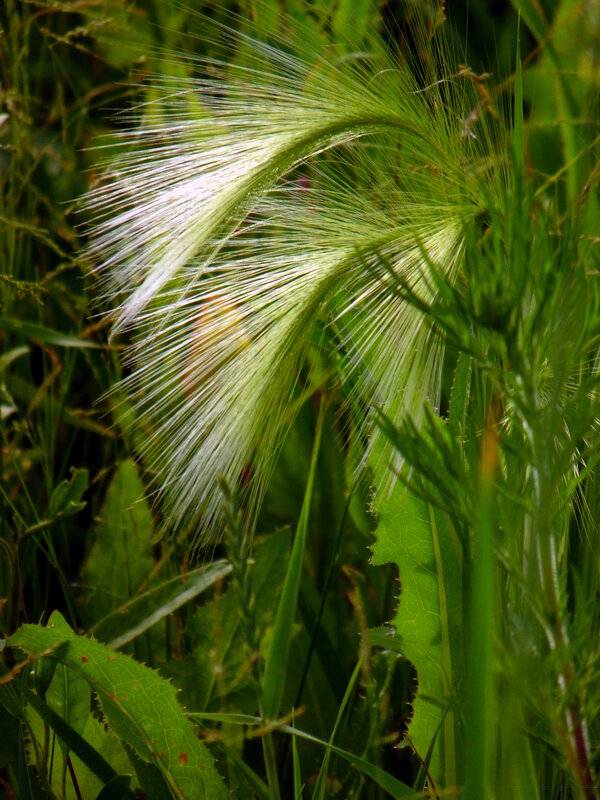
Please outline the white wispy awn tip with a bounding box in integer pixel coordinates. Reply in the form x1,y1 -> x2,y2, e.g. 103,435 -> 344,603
83,22 -> 497,544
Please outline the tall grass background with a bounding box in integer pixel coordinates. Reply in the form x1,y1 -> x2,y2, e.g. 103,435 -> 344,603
1,1 -> 599,799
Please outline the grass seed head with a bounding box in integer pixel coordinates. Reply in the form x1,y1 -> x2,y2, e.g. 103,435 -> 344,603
82,12 -> 505,545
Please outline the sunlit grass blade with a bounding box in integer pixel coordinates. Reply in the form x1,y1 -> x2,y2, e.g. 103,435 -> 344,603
88,560 -> 233,649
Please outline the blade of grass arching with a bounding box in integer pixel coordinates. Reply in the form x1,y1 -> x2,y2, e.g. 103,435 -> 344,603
464,465 -> 496,800
261,393 -> 327,721
312,660 -> 362,800
279,725 -> 419,798
0,317 -> 103,349
89,561 -> 233,648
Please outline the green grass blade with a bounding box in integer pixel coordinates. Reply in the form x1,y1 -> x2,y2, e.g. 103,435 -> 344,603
89,561 -> 233,649
510,0 -> 545,43
448,352 -> 471,442
292,730 -> 303,800
312,659 -> 362,800
0,317 -> 103,349
216,743 -> 271,800
0,345 -> 29,372
511,0 -> 581,196
279,725 -> 418,798
261,394 -> 326,721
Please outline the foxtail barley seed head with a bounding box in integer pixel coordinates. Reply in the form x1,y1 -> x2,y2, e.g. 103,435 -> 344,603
83,14 -> 505,545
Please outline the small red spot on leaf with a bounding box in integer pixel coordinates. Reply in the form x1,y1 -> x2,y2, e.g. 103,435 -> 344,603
81,656 -> 88,663
179,752 -> 188,765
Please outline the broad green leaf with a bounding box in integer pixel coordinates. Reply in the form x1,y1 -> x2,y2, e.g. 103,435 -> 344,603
22,685 -> 134,799
46,663 -> 91,754
371,489 -> 463,788
90,561 -> 233,649
10,611 -> 227,800
79,460 -> 154,625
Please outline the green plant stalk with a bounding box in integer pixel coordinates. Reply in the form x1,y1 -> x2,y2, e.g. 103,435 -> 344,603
464,454 -> 496,800
529,435 -> 597,799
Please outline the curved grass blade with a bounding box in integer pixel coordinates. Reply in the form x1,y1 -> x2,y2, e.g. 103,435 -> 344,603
279,725 -> 418,799
312,659 -> 362,800
0,317 -> 102,349
89,560 -> 233,649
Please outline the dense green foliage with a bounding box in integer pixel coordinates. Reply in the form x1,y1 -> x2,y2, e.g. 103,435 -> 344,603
1,1 -> 599,799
